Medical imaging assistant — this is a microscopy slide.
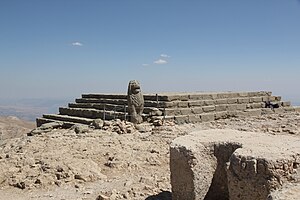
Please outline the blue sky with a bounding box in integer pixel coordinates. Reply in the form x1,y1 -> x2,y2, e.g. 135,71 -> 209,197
0,0 -> 300,103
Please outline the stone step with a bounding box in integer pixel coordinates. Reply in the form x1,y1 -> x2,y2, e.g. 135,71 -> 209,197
156,101 -> 288,115
75,96 -> 281,109
69,103 -> 127,112
162,102 -> 267,115
82,91 -> 273,102
68,100 -> 289,118
42,114 -> 94,125
75,98 -> 127,105
157,91 -> 273,101
68,103 -> 158,114
153,108 -> 278,124
82,93 -> 168,101
38,105 -> 298,128
59,107 -> 127,120
36,117 -> 78,128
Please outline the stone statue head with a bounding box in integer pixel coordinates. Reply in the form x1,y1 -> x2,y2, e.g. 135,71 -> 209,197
128,80 -> 141,95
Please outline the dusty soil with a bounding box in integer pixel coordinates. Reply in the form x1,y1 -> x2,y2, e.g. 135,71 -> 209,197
0,116 -> 35,140
0,112 -> 300,200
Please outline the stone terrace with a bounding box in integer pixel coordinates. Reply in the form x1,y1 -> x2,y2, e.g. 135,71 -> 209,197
36,91 -> 296,127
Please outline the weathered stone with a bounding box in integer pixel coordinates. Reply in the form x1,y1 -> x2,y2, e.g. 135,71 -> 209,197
28,121 -> 63,136
180,108 -> 193,115
217,93 -> 230,99
148,108 -> 163,116
39,122 -> 63,130
177,101 -> 189,108
274,108 -> 284,113
250,102 -> 264,109
237,98 -> 250,104
91,119 -> 104,129
191,107 -> 203,114
236,104 -> 246,110
262,96 -> 269,101
204,100 -> 215,106
127,80 -> 144,124
282,101 -> 291,107
215,105 -> 227,112
283,107 -> 295,112
275,96 -> 282,101
73,124 -> 89,134
189,94 -> 202,100
215,99 -> 227,104
242,109 -> 262,117
188,115 -> 201,123
250,96 -> 263,102
294,106 -> 300,112
135,123 -> 152,132
268,96 -> 276,101
188,101 -> 204,107
36,90 -> 297,129
214,111 -> 228,120
238,92 -> 248,97
179,95 -> 189,101
153,119 -> 163,126
227,104 -> 238,111
200,113 -> 215,122
96,194 -> 110,200
170,129 -> 300,200
202,106 -> 215,112
261,108 -> 274,115
175,115 -> 188,124
227,98 -> 238,104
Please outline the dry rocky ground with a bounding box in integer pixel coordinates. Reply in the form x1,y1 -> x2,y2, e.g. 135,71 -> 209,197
0,112 -> 300,200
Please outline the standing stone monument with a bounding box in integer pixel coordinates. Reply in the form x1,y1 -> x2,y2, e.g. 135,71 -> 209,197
127,80 -> 144,124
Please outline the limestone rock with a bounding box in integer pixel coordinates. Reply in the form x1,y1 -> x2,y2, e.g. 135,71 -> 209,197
149,108 -> 163,116
170,129 -> 300,200
73,124 -> 90,134
135,123 -> 152,133
153,119 -> 163,126
91,119 -> 104,129
28,121 -> 63,136
96,194 -> 110,200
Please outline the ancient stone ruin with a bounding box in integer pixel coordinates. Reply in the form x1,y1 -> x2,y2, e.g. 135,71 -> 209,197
170,129 -> 300,200
33,81 -> 300,199
127,80 -> 144,124
36,88 -> 298,128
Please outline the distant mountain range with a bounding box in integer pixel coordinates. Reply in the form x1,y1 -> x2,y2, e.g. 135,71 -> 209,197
0,98 -> 72,122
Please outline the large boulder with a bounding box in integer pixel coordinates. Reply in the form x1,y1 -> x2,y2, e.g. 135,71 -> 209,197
170,129 -> 300,200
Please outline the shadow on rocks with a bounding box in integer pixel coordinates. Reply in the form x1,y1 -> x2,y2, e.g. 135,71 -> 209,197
145,191 -> 172,200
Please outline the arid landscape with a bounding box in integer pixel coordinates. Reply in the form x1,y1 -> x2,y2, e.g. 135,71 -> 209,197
0,111 -> 300,200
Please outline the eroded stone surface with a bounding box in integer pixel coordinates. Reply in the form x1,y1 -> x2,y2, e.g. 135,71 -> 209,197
127,80 -> 144,124
170,129 -> 300,200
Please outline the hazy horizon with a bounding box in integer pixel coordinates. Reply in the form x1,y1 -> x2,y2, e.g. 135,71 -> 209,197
1,1 -> 300,103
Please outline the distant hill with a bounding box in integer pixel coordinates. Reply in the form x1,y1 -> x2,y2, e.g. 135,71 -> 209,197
0,116 -> 35,140
0,98 -> 72,122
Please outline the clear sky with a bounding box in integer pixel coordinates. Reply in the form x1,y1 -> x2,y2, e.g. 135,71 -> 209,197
1,0 -> 300,103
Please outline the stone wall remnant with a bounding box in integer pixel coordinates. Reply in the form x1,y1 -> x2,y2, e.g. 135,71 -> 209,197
170,129 -> 300,200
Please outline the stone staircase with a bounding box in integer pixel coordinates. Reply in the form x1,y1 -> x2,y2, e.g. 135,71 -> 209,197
36,91 -> 297,127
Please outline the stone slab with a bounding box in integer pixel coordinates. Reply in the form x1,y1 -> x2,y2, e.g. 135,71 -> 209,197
174,115 -> 189,124
200,113 -> 215,122
170,129 -> 300,200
